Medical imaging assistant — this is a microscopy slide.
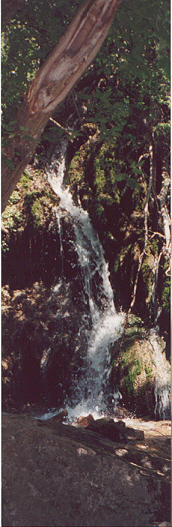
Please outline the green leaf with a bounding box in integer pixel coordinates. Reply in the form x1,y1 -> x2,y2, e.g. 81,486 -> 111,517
2,155 -> 15,170
158,57 -> 170,78
159,38 -> 170,52
19,125 -> 29,131
127,178 -> 140,190
21,133 -> 35,142
8,133 -> 16,138
115,173 -> 127,181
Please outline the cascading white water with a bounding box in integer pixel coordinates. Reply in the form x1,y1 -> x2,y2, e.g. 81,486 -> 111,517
57,216 -> 64,274
46,140 -> 124,421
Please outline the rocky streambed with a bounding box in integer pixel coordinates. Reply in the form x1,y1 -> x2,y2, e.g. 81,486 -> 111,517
2,412 -> 171,527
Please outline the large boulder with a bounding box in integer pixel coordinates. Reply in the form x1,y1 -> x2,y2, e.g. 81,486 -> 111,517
86,417 -> 144,442
111,316 -> 171,418
2,413 -> 170,527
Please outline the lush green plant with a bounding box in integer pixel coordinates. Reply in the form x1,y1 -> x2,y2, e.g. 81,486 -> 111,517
161,275 -> 170,314
121,358 -> 142,402
2,0 -> 170,329
145,363 -> 153,380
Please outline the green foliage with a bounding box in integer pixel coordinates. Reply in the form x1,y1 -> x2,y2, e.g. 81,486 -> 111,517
2,202 -> 23,231
2,0 -> 170,143
1,0 -> 82,127
1,240 -> 10,254
2,186 -> 22,231
23,188 -> 56,228
122,359 -> 142,400
2,154 -> 15,170
2,169 -> 57,234
18,170 -> 33,188
1,0 -> 170,328
161,274 -> 170,314
116,319 -> 156,414
126,315 -> 145,334
145,363 -> 153,381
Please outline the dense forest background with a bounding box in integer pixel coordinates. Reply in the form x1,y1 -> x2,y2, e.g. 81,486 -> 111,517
2,0 -> 170,326
1,8 -> 171,525
1,0 -> 171,413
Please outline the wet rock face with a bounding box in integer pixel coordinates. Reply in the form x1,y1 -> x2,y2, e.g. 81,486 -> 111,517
2,211 -> 91,412
1,168 -> 171,419
2,414 -> 171,527
77,414 -> 94,427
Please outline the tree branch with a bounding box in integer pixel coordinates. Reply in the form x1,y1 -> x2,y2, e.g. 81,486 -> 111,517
27,0 -> 122,116
2,0 -> 122,213
129,140 -> 154,312
157,163 -> 171,261
49,117 -> 73,136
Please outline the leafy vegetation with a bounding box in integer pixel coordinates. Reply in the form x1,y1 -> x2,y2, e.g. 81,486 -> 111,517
2,169 -> 57,235
2,0 -> 170,342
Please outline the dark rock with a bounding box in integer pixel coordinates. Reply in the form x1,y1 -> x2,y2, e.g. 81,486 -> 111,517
87,418 -> 127,442
86,418 -> 145,443
2,414 -> 170,527
125,426 -> 145,441
77,414 -> 94,427
38,409 -> 68,425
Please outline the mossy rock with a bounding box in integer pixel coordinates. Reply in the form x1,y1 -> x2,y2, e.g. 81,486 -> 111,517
111,316 -> 157,417
120,338 -> 156,416
2,168 -> 58,235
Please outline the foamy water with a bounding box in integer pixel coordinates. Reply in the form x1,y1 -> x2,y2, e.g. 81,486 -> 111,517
46,140 -> 125,419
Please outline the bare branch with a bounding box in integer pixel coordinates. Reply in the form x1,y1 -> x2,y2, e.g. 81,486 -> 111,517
129,139 -> 158,312
150,251 -> 163,325
157,164 -> 171,260
49,117 -> 73,136
150,232 -> 165,240
128,250 -> 144,312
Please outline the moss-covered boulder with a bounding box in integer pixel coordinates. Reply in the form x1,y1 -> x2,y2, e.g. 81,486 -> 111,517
111,315 -> 171,418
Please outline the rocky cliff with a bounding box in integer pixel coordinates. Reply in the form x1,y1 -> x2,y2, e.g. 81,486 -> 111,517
1,163 -> 171,419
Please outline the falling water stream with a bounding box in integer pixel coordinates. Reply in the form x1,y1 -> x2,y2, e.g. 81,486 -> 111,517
37,139 -> 171,424
42,139 -> 125,422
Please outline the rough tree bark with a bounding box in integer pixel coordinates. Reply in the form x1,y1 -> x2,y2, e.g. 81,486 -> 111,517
2,0 -> 122,213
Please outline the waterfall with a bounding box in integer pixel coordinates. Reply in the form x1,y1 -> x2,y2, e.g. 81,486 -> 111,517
39,139 -> 171,423
46,140 -> 124,421
57,216 -> 64,275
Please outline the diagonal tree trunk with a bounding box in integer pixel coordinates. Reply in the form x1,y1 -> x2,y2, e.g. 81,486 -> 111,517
2,0 -> 122,213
